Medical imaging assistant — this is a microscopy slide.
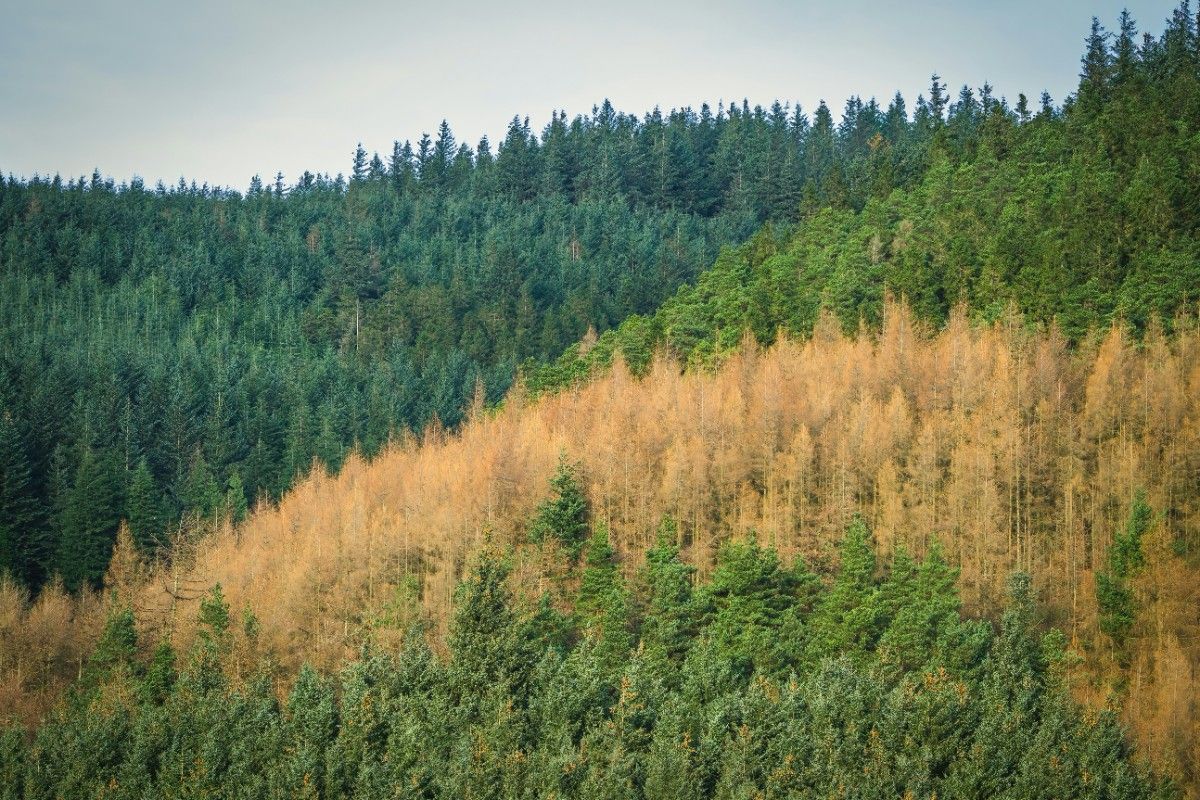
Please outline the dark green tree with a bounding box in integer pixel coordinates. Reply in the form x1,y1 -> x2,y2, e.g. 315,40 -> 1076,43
528,455 -> 591,558
0,411 -> 44,583
125,457 -> 163,554
54,444 -> 122,590
1096,491 -> 1152,649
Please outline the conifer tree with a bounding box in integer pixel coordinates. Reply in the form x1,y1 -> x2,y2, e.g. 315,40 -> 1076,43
181,448 -> 221,520
805,518 -> 882,662
125,457 -> 163,554
351,143 -> 368,182
448,550 -> 518,696
639,520 -> 698,663
528,455 -> 590,558
0,410 -> 42,583
575,524 -> 632,666
224,470 -> 248,522
1096,491 -> 1151,649
55,444 -> 121,590
273,664 -> 337,799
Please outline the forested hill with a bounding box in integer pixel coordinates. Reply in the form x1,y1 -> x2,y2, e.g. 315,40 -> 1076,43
3,15 -> 1197,602
0,70 -> 981,593
1,7 -> 1199,798
527,8 -> 1200,393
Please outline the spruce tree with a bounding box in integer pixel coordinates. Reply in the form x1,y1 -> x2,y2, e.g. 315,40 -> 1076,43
0,410 -> 43,583
1096,491 -> 1151,649
55,444 -> 121,590
182,448 -> 222,520
805,518 -> 882,662
639,520 -> 698,663
224,470 -> 248,522
126,457 -> 163,554
528,455 -> 590,558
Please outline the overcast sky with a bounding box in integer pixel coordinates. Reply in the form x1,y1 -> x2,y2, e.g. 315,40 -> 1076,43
0,0 -> 1183,190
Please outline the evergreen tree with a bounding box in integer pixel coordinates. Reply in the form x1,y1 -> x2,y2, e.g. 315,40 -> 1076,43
639,520 -> 698,663
0,410 -> 43,583
575,524 -> 632,667
528,455 -> 590,558
125,457 -> 163,555
55,444 -> 121,590
448,550 -> 518,697
224,470 -> 248,522
181,448 -> 221,520
805,518 -> 882,662
1096,491 -> 1152,649
351,142 -> 368,181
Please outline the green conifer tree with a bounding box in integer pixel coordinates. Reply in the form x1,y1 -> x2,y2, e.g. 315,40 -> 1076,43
528,455 -> 590,558
1096,491 -> 1151,649
0,410 -> 43,583
125,457 -> 163,554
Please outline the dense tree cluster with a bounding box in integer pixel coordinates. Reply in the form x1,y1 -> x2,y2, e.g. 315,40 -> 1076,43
4,10 -> 1195,592
0,62 -> 982,592
527,8 -> 1200,392
0,514 -> 1170,799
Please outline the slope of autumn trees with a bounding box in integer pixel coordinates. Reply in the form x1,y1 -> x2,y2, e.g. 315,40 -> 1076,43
3,300 -> 1197,790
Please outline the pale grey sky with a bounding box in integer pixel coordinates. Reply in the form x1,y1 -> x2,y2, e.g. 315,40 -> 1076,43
0,0 -> 1183,190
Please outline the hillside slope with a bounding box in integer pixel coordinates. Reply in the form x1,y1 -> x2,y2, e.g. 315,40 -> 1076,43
4,301 -> 1197,787
527,9 -> 1200,393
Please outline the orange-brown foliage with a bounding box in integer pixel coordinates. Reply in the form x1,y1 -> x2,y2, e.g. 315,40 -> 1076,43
2,301 -> 1198,788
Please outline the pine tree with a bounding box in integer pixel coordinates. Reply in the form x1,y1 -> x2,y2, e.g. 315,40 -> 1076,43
76,606 -> 138,698
700,536 -> 808,678
0,724 -> 25,800
448,550 -> 518,696
639,520 -> 698,663
0,410 -> 43,584
224,470 -> 248,522
804,518 -> 882,662
1079,17 -> 1113,114
574,524 -> 631,665
55,444 -> 121,590
126,457 -> 163,554
1096,491 -> 1151,649
273,664 -> 337,799
351,143 -> 368,182
199,582 -> 231,643
576,524 -> 619,622
528,455 -> 590,558
182,447 -> 222,520
927,74 -> 948,124
427,120 -> 457,187
1113,9 -> 1141,86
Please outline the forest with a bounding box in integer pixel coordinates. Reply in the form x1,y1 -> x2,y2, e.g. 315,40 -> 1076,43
3,7 -> 1197,595
1,5 -> 1199,798
0,523 -> 1172,798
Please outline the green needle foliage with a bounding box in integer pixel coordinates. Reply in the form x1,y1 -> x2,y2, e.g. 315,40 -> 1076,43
2,517 -> 1171,798
528,455 -> 591,559
526,9 -> 1200,395
1097,490 -> 1153,649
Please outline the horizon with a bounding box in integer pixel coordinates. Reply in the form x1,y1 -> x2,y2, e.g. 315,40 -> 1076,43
0,0 -> 1186,191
